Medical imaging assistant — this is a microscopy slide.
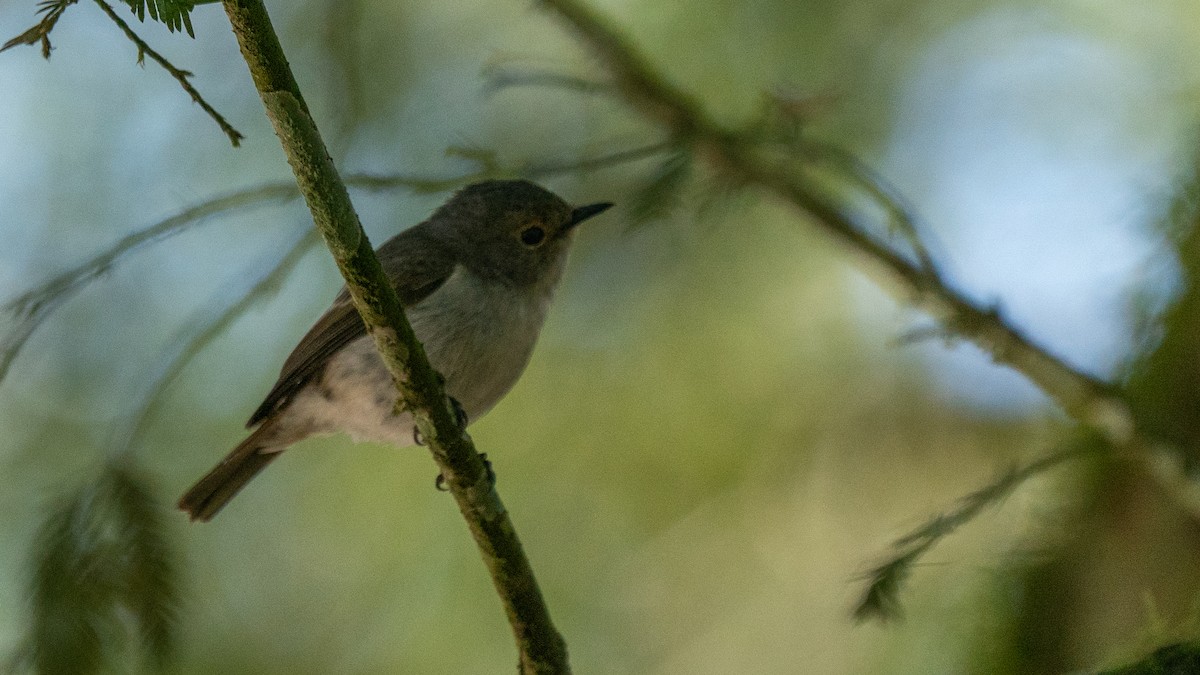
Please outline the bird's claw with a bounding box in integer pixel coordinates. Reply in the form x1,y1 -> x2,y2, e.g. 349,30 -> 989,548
480,453 -> 495,485
414,398 -> 466,447
434,452 -> 495,492
449,396 -> 468,429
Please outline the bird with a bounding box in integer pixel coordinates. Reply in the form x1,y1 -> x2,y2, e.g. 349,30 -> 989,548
178,179 -> 612,521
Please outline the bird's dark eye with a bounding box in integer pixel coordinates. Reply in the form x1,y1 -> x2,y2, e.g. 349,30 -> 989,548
520,226 -> 546,247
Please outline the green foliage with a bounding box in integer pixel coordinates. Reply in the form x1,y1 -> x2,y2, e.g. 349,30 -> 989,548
3,0 -> 242,144
15,462 -> 178,675
0,183 -> 300,389
121,0 -> 198,37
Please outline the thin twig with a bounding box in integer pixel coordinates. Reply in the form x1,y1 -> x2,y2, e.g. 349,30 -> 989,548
854,444 -> 1095,622
798,139 -> 939,275
0,183 -> 299,385
113,228 -> 319,453
341,173 -> 476,194
482,64 -> 611,97
92,0 -> 244,146
524,140 -> 670,176
345,141 -> 671,192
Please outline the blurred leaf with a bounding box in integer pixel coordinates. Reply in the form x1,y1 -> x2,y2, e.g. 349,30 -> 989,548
627,149 -> 692,228
109,463 -> 178,664
0,183 -> 299,389
1126,140 -> 1200,464
21,461 -> 179,674
27,491 -> 111,674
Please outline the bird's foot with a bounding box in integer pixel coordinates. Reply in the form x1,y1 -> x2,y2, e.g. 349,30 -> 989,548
434,453 -> 494,491
411,398 -> 466,446
449,396 -> 468,429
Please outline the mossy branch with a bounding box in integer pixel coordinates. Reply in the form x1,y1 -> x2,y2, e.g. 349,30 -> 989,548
218,1 -> 569,672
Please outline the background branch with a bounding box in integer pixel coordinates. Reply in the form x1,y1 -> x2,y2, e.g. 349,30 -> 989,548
0,183 -> 298,385
0,142 -> 667,389
537,0 -> 1199,519
93,0 -> 243,146
853,441 -> 1097,621
114,227 -> 319,452
219,0 -> 569,672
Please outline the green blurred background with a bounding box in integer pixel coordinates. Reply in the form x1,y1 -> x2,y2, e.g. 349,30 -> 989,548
2,0 -> 1200,673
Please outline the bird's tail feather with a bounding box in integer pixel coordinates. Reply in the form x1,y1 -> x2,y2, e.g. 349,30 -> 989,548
178,428 -> 282,522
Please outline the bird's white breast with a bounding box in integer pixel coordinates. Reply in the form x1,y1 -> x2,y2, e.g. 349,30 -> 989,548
278,265 -> 554,448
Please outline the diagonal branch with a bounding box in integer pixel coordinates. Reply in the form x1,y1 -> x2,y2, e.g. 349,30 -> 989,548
93,0 -> 244,146
537,0 -> 1200,520
219,1 -> 569,672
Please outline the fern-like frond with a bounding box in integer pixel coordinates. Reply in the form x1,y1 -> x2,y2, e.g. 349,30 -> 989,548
21,461 -> 180,673
121,0 -> 196,37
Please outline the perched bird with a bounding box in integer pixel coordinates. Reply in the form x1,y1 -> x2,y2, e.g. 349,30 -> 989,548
179,180 -> 612,521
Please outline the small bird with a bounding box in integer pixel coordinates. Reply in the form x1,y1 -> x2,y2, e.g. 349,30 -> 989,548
178,180 -> 612,521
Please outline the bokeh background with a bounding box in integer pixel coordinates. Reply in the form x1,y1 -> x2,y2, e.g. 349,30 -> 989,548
2,0 -> 1199,673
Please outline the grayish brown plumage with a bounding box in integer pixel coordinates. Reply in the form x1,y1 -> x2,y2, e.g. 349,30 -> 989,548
178,180 -> 612,521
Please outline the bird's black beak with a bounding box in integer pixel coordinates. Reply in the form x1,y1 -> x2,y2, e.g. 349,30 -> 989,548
565,202 -> 614,230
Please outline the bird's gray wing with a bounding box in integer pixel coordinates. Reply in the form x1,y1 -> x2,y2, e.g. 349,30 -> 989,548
246,233 -> 455,427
